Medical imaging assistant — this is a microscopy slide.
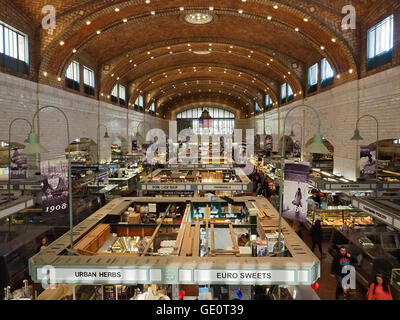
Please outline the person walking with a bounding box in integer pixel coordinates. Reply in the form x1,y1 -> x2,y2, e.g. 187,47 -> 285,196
310,220 -> 323,258
330,246 -> 357,300
366,273 -> 393,300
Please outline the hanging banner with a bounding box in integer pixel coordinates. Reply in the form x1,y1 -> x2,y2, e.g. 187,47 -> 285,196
282,161 -> 310,222
293,140 -> 301,158
10,147 -> 27,179
41,159 -> 69,215
131,139 -> 138,152
141,143 -> 151,164
360,145 -> 376,180
265,135 -> 273,156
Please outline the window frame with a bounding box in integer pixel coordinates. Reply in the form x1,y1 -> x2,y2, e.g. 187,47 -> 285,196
366,15 -> 394,71
308,63 -> 319,93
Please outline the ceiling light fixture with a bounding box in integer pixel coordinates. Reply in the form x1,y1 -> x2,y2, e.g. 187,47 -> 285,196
185,12 -> 214,24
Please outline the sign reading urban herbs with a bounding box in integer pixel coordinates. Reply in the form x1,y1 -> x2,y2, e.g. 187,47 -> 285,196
10,147 -> 27,179
40,159 -> 68,215
282,161 -> 310,222
360,145 -> 376,180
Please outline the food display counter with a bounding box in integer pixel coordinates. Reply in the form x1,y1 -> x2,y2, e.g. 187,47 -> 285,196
306,206 -> 375,239
138,168 -> 251,196
28,196 -> 320,300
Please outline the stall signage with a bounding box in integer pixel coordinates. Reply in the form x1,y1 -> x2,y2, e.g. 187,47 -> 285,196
202,184 -> 243,191
36,268 -> 148,283
393,219 -> 400,230
36,267 -> 312,285
358,202 -> 392,224
146,184 -> 186,191
329,183 -> 371,190
195,269 -> 296,284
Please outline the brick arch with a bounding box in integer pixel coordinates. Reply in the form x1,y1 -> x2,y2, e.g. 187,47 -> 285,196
37,3 -> 357,83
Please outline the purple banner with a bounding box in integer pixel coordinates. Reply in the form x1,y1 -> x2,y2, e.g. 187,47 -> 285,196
360,145 -> 376,180
10,147 -> 27,179
41,159 -> 68,215
282,161 -> 310,222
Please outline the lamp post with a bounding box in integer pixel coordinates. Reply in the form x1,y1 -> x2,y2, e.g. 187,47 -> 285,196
7,118 -> 33,201
350,114 -> 379,196
97,124 -> 110,164
23,106 -> 75,254
277,104 -> 329,256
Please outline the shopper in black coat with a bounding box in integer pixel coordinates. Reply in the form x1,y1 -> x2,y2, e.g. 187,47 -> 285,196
310,220 -> 323,257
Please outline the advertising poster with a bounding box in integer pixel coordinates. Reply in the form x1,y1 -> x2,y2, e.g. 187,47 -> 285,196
265,135 -> 273,156
131,139 -> 138,152
10,147 -> 27,179
282,161 -> 310,222
41,158 -> 69,215
141,143 -> 151,164
293,140 -> 301,158
360,145 -> 376,180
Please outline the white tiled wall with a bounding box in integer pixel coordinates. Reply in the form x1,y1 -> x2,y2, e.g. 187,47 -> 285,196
252,66 -> 400,180
0,72 -> 168,162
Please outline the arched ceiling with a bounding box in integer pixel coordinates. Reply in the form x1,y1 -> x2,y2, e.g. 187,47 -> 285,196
12,0 -> 399,119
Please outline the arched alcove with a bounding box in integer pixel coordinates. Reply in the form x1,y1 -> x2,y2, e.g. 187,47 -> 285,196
66,138 -> 98,164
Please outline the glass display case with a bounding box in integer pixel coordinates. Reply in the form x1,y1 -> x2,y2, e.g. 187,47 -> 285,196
306,206 -> 375,229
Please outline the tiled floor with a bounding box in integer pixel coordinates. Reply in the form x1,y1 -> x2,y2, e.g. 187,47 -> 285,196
300,225 -> 366,300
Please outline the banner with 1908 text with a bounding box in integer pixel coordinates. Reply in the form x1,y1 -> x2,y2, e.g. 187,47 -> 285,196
41,158 -> 68,215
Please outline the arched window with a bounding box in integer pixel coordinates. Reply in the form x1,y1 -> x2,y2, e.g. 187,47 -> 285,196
65,60 -> 80,91
135,95 -> 144,109
176,107 -> 235,135
111,84 -> 126,105
149,102 -> 156,113
265,94 -> 273,109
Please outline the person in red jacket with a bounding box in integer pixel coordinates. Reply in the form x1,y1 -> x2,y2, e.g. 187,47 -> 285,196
366,273 -> 393,300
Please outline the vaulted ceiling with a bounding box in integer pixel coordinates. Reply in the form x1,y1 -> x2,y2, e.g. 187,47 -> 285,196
11,0 -> 400,119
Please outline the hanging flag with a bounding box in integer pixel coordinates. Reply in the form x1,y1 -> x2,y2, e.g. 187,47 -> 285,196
282,161 -> 310,222
10,147 -> 27,179
360,145 -> 376,180
131,139 -> 138,152
265,135 -> 273,156
293,140 -> 301,158
41,158 -> 69,215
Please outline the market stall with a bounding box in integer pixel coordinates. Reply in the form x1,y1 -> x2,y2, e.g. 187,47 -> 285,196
138,168 -> 251,197
28,196 -> 320,300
